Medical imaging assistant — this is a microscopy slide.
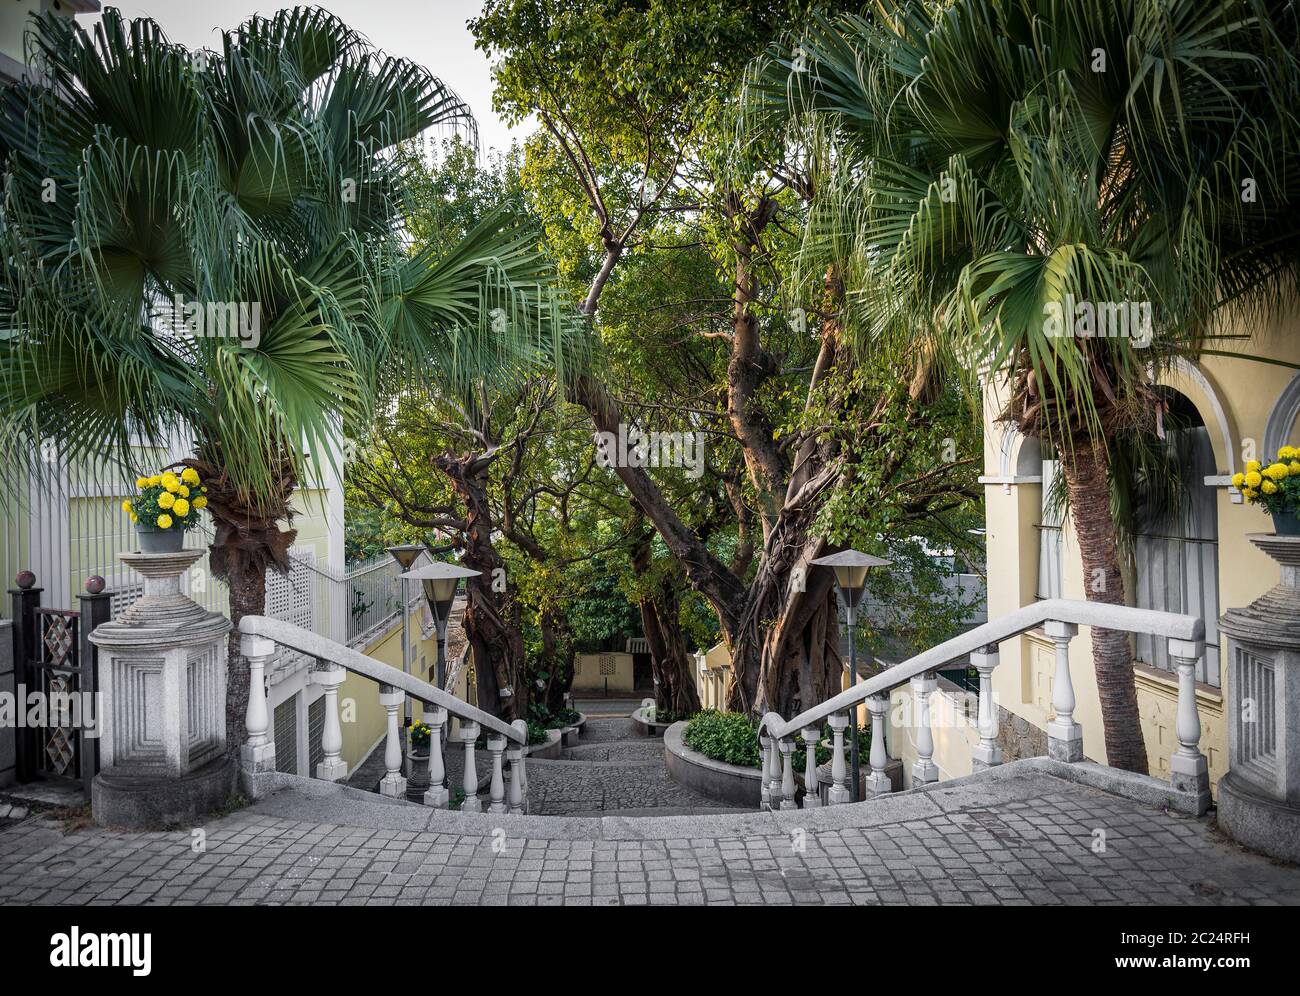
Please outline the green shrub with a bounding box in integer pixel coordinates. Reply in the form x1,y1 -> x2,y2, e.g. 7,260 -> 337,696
682,710 -> 761,768
525,719 -> 549,745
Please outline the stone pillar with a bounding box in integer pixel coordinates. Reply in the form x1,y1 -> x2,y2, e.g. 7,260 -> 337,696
865,695 -> 892,795
1218,534 -> 1300,862
90,550 -> 233,828
486,734 -> 507,814
800,727 -> 821,808
460,722 -> 481,813
779,738 -> 797,810
423,706 -> 450,808
377,686 -> 407,798
311,662 -> 347,782
827,713 -> 850,805
758,731 -> 772,810
910,674 -> 939,786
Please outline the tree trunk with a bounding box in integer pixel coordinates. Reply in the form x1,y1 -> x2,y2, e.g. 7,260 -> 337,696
434,451 -> 527,722
629,527 -> 702,716
224,558 -> 267,757
538,607 -> 575,714
1059,436 -> 1149,774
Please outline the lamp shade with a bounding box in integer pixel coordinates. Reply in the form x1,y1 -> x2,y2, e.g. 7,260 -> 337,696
400,562 -> 480,636
809,549 -> 891,608
385,544 -> 426,570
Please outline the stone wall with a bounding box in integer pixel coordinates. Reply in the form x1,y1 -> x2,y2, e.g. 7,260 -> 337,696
996,704 -> 1047,763
0,620 -> 13,786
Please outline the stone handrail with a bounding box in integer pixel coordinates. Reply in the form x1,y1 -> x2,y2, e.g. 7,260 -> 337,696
755,598 -> 1210,816
238,614 -> 529,814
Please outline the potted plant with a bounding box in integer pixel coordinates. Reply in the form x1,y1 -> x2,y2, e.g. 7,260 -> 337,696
406,720 -> 433,794
1233,444 -> 1300,535
122,468 -> 208,553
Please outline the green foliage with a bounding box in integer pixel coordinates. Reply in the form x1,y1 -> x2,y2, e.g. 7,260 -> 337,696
525,719 -> 550,746
683,710 -> 760,768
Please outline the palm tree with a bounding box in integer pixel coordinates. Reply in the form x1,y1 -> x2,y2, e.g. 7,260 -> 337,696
750,0 -> 1300,770
0,7 -> 558,749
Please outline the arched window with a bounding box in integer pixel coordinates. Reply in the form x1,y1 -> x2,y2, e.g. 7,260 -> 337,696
1132,391 -> 1221,686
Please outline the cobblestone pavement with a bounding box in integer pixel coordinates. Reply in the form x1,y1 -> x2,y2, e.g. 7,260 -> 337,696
529,718 -> 744,816
1,768 -> 1299,905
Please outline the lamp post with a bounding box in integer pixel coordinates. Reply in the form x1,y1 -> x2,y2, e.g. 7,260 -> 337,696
809,549 -> 891,802
386,544 -> 426,729
400,561 -> 481,692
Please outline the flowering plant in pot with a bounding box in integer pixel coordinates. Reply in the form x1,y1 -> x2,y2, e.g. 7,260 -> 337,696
122,467 -> 208,553
1233,445 -> 1300,535
406,721 -> 433,793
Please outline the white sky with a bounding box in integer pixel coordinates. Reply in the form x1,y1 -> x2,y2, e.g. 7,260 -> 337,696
86,0 -> 527,154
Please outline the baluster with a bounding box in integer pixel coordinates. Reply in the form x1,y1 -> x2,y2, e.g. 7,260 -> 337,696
506,744 -> 524,814
486,735 -> 507,813
1168,638 -> 1211,814
910,674 -> 939,786
460,722 -> 481,812
422,706 -> 450,808
800,727 -> 821,808
240,634 -> 277,775
1045,621 -> 1082,762
779,738 -> 797,810
866,695 -> 892,795
767,729 -> 784,809
758,731 -> 772,810
377,686 -> 407,797
311,662 -> 347,782
970,646 -> 1003,771
511,719 -> 529,814
827,714 -> 850,805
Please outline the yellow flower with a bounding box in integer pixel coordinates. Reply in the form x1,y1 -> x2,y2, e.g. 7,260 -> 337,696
130,512 -> 138,523
181,467 -> 200,485
177,484 -> 190,498
158,491 -> 175,509
173,498 -> 190,516
149,474 -> 162,486
1291,461 -> 1300,475
193,495 -> 208,510
121,499 -> 132,513
136,476 -> 148,488
1242,487 -> 1258,500
1245,471 -> 1263,489
1246,460 -> 1262,473
1266,463 -> 1289,481
1262,480 -> 1279,495
156,514 -> 173,529
162,475 -> 180,493
1232,472 -> 1245,488
1279,445 -> 1297,461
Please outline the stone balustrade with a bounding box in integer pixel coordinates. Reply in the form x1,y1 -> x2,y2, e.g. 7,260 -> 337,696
756,598 -> 1210,816
237,616 -> 528,814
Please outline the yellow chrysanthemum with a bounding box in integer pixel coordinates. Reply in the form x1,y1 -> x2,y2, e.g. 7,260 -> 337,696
1265,463 -> 1289,481
162,476 -> 180,493
1262,480 -> 1279,495
1232,472 -> 1246,488
177,484 -> 190,498
1246,460 -> 1262,473
157,491 -> 175,509
121,499 -> 132,513
1242,487 -> 1258,500
156,514 -> 173,529
129,512 -> 138,523
1290,461 -> 1300,475
1245,471 -> 1263,489
136,476 -> 149,488
173,498 -> 190,517
193,495 -> 207,510
1279,445 -> 1297,461
181,467 -> 200,485
149,474 -> 162,486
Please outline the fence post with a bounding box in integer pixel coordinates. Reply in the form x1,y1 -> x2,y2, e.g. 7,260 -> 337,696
10,572 -> 42,783
77,577 -> 113,797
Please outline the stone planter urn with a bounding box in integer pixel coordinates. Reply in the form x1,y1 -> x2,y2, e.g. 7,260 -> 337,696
405,747 -> 431,800
1217,533 -> 1300,863
90,549 -> 232,829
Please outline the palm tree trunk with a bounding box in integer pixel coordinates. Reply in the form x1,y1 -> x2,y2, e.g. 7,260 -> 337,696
225,559 -> 267,757
1058,437 -> 1149,774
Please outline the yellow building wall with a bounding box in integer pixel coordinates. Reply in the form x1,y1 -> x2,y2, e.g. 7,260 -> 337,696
573,652 -> 634,693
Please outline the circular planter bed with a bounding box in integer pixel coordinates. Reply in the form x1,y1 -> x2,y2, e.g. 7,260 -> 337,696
630,701 -> 675,737
559,712 -> 588,747
663,720 -> 762,807
524,728 -> 563,760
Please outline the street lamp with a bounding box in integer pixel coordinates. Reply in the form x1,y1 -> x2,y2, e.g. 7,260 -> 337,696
400,561 -> 481,691
386,544 -> 426,729
810,549 -> 891,802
